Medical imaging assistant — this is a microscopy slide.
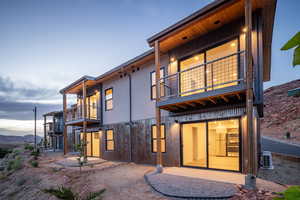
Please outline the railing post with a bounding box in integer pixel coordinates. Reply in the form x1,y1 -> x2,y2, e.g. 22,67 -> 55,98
82,81 -> 87,159
155,40 -> 163,173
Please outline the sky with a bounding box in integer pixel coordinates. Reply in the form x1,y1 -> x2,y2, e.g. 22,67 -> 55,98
0,0 -> 299,137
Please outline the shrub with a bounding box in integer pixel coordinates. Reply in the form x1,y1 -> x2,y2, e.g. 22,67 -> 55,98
7,157 -> 22,171
274,186 -> 300,200
29,160 -> 39,168
43,186 -> 106,200
31,149 -> 40,157
0,148 -> 12,158
24,144 -> 34,151
16,177 -> 27,186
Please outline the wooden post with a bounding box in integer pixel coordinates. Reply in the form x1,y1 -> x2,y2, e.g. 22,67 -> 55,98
155,40 -> 163,172
43,115 -> 47,148
245,0 -> 256,189
63,93 -> 68,155
82,81 -> 88,159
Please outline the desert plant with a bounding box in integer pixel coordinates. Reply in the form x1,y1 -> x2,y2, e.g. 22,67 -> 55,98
7,157 -> 22,171
273,186 -> 300,200
43,186 -> 105,200
24,144 -> 34,151
75,140 -> 87,173
16,177 -> 27,186
0,148 -> 12,158
29,160 -> 39,168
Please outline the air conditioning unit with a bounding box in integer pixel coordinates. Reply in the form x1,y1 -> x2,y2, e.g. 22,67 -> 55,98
261,151 -> 274,169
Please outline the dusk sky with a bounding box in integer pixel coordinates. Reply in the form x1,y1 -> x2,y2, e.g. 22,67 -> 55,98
0,0 -> 299,137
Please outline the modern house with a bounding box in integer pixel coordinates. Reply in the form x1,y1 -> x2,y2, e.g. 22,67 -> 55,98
60,0 -> 276,175
43,111 -> 64,150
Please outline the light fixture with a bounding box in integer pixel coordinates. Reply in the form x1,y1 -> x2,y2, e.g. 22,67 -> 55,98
194,56 -> 199,61
214,20 -> 221,25
230,42 -> 236,47
174,120 -> 179,124
242,27 -> 247,33
170,57 -> 175,62
182,36 -> 188,40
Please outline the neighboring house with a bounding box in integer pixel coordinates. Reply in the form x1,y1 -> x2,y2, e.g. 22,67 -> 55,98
43,111 -> 64,150
60,0 -> 276,174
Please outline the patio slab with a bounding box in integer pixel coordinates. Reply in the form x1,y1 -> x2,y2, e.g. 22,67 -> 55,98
145,171 -> 238,199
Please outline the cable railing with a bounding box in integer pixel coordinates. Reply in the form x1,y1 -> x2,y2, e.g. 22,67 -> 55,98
160,51 -> 246,100
66,104 -> 99,122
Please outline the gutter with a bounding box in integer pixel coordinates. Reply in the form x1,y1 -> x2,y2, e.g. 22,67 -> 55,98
128,72 -> 133,162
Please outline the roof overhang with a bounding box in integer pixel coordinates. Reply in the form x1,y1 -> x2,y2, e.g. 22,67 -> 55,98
43,111 -> 63,117
59,76 -> 96,94
147,0 -> 276,82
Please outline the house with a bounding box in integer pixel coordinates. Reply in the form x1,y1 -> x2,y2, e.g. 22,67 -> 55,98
60,0 -> 276,175
43,108 -> 78,151
43,111 -> 64,150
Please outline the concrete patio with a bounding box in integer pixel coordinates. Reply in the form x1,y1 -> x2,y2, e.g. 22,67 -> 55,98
145,167 -> 286,199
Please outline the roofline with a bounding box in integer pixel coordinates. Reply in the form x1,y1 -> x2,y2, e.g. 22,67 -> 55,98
59,75 -> 95,94
43,110 -> 63,117
147,0 -> 229,45
95,49 -> 154,81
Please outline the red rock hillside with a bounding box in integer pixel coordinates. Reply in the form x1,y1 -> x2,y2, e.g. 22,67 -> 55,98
261,79 -> 300,144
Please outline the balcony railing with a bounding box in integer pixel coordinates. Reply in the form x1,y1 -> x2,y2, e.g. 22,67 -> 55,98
66,104 -> 99,122
160,51 -> 245,100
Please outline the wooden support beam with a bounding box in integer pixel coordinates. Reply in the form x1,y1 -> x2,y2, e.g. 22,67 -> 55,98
175,104 -> 189,109
186,102 -> 198,107
63,93 -> 68,155
196,100 -> 206,106
236,93 -> 241,100
82,81 -> 87,159
155,40 -> 163,171
208,97 -> 217,104
221,95 -> 229,103
245,0 -> 256,181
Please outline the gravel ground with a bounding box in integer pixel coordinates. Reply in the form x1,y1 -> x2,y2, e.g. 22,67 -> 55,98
258,154 -> 300,185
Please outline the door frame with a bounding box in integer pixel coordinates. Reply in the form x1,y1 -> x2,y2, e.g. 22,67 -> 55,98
179,117 -> 242,172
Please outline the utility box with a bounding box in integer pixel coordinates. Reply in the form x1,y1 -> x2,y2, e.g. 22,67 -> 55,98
261,151 -> 274,169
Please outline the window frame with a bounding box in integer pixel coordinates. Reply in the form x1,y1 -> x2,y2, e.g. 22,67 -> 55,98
105,129 -> 115,151
150,67 -> 165,100
151,124 -> 166,153
105,88 -> 113,111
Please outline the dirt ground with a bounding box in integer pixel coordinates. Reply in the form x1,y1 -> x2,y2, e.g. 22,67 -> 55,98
0,150 -> 298,200
0,151 -> 167,200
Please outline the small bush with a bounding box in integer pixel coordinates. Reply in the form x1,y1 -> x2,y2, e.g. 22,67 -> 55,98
42,186 -> 106,200
24,144 -> 34,151
7,158 -> 22,171
16,177 -> 27,186
29,160 -> 39,168
31,149 -> 40,157
0,148 -> 12,158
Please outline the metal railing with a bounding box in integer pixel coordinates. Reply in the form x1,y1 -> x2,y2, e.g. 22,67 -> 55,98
66,104 -> 99,122
160,51 -> 245,100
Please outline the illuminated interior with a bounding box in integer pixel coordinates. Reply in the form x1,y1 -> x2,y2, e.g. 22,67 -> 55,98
182,119 -> 239,171
105,89 -> 113,110
151,125 -> 166,152
178,39 -> 239,96
106,130 -> 114,151
80,131 -> 101,157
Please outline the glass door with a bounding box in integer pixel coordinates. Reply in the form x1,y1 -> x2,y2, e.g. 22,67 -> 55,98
92,132 -> 100,157
182,122 -> 207,167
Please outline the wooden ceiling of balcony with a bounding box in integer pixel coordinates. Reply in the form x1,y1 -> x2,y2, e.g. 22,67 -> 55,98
160,90 -> 246,113
152,0 -> 271,53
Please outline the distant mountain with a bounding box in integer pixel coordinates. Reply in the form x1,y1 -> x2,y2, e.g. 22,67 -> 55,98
261,79 -> 300,143
0,134 -> 42,144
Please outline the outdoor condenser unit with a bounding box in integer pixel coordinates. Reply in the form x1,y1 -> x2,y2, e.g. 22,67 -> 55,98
261,151 -> 274,169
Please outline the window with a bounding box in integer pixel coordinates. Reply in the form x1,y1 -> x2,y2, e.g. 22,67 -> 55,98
151,125 -> 166,153
105,88 -> 113,111
150,68 -> 165,100
105,129 -> 114,151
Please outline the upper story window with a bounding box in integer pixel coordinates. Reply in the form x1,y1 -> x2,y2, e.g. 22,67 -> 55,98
105,88 -> 113,111
150,68 -> 165,100
151,124 -> 166,153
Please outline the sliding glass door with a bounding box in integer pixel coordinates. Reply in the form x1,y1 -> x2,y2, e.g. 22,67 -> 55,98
181,119 -> 240,171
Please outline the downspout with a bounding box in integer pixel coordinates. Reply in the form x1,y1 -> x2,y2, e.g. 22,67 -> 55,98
128,73 -> 133,162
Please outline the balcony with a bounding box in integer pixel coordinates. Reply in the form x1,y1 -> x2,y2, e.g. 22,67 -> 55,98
66,103 -> 100,126
158,51 -> 246,112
